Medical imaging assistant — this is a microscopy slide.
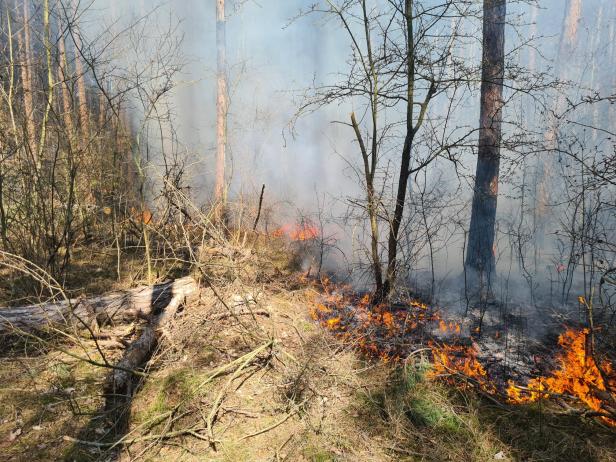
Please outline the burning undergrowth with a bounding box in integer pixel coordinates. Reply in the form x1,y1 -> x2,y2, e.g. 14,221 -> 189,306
309,279 -> 616,427
273,221 -> 319,241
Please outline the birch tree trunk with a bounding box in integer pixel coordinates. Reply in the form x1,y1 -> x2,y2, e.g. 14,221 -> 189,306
465,0 -> 507,286
37,0 -> 54,164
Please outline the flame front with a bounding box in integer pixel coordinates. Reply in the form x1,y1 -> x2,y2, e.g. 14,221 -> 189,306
273,222 -> 319,241
506,329 -> 616,425
309,280 -> 616,426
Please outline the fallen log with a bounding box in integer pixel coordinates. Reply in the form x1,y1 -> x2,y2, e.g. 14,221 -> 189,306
106,286 -> 189,395
0,276 -> 198,334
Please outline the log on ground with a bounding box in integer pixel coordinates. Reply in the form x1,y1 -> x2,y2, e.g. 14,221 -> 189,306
0,276 -> 198,334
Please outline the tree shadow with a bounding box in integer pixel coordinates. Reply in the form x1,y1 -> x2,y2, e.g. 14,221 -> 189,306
349,365 -> 616,462
473,400 -> 616,462
62,281 -> 176,461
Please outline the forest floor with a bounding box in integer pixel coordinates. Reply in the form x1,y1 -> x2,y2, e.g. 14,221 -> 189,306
1,240 -> 616,461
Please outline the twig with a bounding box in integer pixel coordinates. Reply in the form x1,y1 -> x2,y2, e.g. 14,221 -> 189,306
210,309 -> 270,321
63,426 -> 208,447
105,340 -> 275,451
253,184 -> 265,231
206,340 -> 273,445
237,398 -> 308,441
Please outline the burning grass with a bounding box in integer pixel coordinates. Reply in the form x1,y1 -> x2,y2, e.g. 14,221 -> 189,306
309,278 -> 616,428
2,265 -> 616,461
506,328 -> 616,425
272,221 -> 319,241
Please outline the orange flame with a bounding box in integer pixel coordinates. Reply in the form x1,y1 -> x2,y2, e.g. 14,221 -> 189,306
309,283 -> 615,426
273,222 -> 319,241
506,329 -> 616,425
428,341 -> 496,393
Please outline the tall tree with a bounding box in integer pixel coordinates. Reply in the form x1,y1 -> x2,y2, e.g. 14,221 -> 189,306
38,0 -> 54,164
17,0 -> 37,161
72,0 -> 90,146
58,34 -> 75,143
465,0 -> 507,286
534,0 -> 582,258
214,0 -> 228,211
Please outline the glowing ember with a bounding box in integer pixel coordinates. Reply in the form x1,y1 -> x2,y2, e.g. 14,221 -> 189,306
428,341 -> 496,394
273,222 -> 319,241
309,281 -> 616,426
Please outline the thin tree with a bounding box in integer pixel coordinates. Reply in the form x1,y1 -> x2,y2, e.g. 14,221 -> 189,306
214,0 -> 228,214
17,0 -> 37,162
465,0 -> 507,288
534,0 -> 582,261
72,0 -> 90,147
380,0 -> 436,301
303,0 -> 474,302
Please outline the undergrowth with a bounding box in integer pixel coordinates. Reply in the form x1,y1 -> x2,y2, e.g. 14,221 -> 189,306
1,236 -> 615,461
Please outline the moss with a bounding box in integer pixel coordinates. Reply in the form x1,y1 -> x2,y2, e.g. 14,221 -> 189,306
403,360 -> 430,388
133,367 -> 211,424
406,396 -> 461,432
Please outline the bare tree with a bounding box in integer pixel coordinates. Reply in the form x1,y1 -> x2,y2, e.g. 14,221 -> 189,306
300,0 -> 479,301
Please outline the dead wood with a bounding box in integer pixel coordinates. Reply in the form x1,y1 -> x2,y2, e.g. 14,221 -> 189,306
0,276 -> 198,334
105,280 -> 198,395
253,184 -> 265,231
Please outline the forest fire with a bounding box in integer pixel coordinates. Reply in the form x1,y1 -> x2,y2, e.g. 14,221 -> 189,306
272,222 -> 319,241
309,281 -> 616,426
506,329 -> 616,425
428,341 -> 496,394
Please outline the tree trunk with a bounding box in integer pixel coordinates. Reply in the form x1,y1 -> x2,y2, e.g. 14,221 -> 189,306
58,35 -> 75,143
350,112 -> 383,293
106,286 -> 189,395
17,0 -> 37,161
534,0 -> 582,256
72,21 -> 90,146
0,277 -> 197,334
37,0 -> 54,163
380,0 -> 417,301
465,0 -> 507,285
214,0 -> 228,211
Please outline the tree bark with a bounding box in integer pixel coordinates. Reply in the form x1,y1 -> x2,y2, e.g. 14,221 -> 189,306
0,277 -> 198,334
465,0 -> 507,283
351,112 -> 383,293
37,0 -> 54,164
214,0 -> 228,210
106,287 -> 188,395
58,36 -> 75,143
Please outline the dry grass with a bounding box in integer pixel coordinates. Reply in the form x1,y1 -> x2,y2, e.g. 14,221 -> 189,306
1,238 -> 615,461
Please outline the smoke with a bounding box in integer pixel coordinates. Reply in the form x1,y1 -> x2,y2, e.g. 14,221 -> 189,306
82,0 -> 615,307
